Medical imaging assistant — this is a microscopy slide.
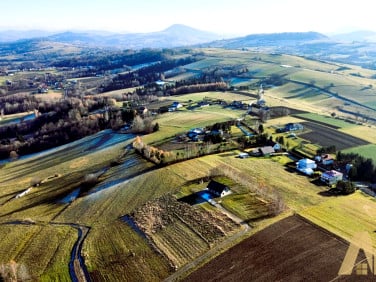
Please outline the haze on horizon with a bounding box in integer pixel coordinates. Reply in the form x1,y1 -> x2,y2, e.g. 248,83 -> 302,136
1,0 -> 375,36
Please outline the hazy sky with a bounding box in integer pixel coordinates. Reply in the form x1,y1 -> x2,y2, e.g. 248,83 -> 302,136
1,0 -> 375,35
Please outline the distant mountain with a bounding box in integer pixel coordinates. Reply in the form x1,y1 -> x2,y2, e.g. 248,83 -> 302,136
200,31 -> 328,48
0,30 -> 55,42
0,24 -> 223,49
105,24 -> 222,49
330,30 -> 376,42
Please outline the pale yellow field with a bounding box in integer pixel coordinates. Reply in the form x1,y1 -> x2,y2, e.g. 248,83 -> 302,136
34,91 -> 62,100
301,191 -> 376,249
263,116 -> 305,128
340,125 -> 376,144
161,91 -> 256,104
94,87 -> 138,98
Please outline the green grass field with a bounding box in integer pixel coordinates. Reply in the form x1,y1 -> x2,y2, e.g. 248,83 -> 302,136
295,113 -> 357,129
342,144 -> 376,163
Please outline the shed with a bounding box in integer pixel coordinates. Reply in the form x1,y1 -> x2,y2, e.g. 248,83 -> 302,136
207,180 -> 231,197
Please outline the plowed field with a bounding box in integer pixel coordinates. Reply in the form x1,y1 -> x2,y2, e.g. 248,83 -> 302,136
299,122 -> 369,150
185,215 -> 371,281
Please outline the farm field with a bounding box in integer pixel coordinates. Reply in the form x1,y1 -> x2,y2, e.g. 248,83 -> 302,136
160,91 -> 256,104
340,125 -> 376,143
301,191 -> 376,250
299,121 -> 369,151
184,215 -> 368,281
295,112 -> 357,129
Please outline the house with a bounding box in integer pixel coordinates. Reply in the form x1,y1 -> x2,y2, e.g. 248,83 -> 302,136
285,123 -> 304,131
266,140 -> 281,152
296,158 -> 317,176
187,128 -> 205,141
316,154 -> 334,166
155,80 -> 167,87
198,101 -> 210,107
259,146 -> 275,156
277,123 -> 303,133
168,101 -> 183,112
137,106 -> 148,115
238,152 -> 249,159
171,101 -> 183,109
321,170 -> 343,186
207,180 -> 231,197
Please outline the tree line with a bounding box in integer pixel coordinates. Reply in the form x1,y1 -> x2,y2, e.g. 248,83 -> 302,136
0,98 -> 140,160
337,151 -> 376,182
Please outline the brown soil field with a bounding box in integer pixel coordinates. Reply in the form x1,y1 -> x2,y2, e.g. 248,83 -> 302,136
184,215 -> 372,282
299,122 -> 369,151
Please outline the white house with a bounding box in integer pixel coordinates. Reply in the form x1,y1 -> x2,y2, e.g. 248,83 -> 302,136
296,158 -> 317,176
238,152 -> 249,159
168,102 -> 183,112
207,180 -> 231,197
321,170 -> 343,186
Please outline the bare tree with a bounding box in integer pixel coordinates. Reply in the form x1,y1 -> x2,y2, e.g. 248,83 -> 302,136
132,116 -> 145,133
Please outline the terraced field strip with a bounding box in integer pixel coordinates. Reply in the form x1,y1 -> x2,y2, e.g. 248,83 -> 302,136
154,222 -> 209,267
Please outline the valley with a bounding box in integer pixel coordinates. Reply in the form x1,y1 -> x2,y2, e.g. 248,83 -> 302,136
0,39 -> 376,281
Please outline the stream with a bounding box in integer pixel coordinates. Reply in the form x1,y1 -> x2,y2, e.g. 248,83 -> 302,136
52,222 -> 91,282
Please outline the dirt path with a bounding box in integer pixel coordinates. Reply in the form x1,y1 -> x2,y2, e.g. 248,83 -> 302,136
164,202 -> 250,282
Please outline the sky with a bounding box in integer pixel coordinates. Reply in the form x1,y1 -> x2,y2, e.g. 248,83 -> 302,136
1,0 -> 375,36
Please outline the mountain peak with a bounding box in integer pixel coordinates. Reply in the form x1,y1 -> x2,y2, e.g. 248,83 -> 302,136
163,24 -> 199,32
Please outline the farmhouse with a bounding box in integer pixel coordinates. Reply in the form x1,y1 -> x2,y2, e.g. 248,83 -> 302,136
187,128 -> 205,141
296,158 -> 317,176
259,146 -> 275,156
321,170 -> 343,186
277,123 -> 303,133
207,180 -> 231,197
315,154 -> 334,166
169,101 -> 183,112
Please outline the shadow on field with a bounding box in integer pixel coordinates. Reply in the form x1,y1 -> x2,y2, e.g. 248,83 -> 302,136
0,164 -> 158,218
318,189 -> 342,197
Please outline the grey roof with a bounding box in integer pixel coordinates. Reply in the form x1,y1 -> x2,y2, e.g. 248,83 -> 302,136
259,146 -> 275,155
